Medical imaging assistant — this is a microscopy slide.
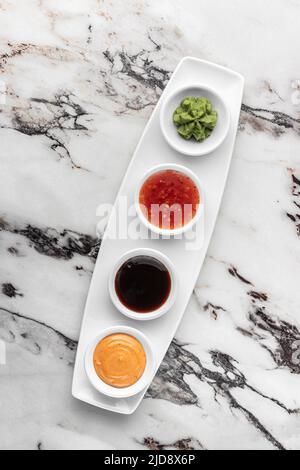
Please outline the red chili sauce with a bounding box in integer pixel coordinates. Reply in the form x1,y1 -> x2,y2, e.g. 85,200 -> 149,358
139,170 -> 200,230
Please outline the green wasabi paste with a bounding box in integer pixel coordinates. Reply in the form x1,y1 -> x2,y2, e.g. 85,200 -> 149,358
173,96 -> 218,141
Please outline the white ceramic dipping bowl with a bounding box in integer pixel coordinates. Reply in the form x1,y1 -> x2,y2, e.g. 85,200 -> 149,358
135,163 -> 204,237
109,248 -> 177,321
85,325 -> 156,399
160,83 -> 230,156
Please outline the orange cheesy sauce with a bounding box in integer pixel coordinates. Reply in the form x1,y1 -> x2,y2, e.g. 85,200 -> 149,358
93,333 -> 146,388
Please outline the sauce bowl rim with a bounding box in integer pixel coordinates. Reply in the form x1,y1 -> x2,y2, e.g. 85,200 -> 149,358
109,247 -> 178,321
160,82 -> 231,157
85,325 -> 156,398
135,163 -> 205,237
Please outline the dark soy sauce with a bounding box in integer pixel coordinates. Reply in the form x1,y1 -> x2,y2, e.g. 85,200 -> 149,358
115,256 -> 171,313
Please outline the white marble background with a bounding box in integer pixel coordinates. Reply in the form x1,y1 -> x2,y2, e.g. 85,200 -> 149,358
0,0 -> 300,450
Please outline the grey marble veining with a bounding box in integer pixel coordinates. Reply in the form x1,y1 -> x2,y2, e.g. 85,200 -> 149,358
0,0 -> 300,450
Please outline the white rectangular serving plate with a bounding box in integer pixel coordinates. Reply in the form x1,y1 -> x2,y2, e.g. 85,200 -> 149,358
72,57 -> 244,414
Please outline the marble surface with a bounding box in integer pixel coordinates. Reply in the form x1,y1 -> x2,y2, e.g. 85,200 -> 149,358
0,0 -> 300,450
